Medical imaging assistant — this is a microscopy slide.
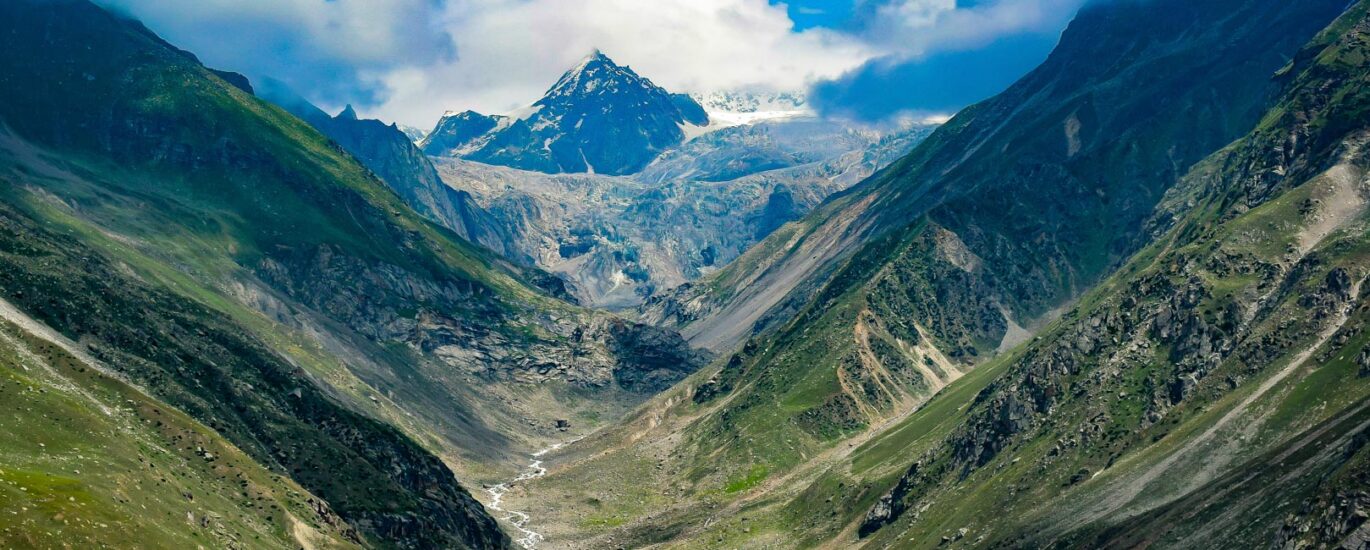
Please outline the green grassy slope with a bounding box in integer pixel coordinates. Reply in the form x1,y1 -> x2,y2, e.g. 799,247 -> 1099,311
0,308 -> 362,549
0,1 -> 528,545
0,145 -> 509,548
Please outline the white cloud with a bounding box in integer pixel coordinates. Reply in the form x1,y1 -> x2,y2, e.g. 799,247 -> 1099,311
861,0 -> 1086,56
97,0 -> 1085,128
364,0 -> 875,127
96,0 -> 456,108
100,0 -> 454,64
879,0 -> 958,31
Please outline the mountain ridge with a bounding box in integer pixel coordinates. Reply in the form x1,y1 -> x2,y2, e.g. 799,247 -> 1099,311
421,51 -> 709,176
254,80 -> 532,267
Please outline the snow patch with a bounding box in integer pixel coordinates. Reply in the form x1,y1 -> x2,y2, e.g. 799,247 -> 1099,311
506,103 -> 544,121
678,89 -> 818,140
580,148 -> 595,174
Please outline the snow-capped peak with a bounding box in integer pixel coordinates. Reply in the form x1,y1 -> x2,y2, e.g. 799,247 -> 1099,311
542,49 -> 660,103
424,49 -> 708,175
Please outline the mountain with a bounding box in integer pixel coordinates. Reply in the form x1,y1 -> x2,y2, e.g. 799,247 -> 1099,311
420,51 -> 709,175
0,0 -> 708,547
692,90 -> 807,113
507,0 -> 1362,547
640,0 -> 1349,353
408,64 -> 925,311
398,124 -> 428,143
853,3 -> 1370,545
254,81 -> 523,263
689,89 -> 812,126
421,110 -> 507,158
7,0 -> 1367,548
0,294 -> 364,549
260,72 -> 927,312
0,3 -> 510,546
433,119 -> 935,309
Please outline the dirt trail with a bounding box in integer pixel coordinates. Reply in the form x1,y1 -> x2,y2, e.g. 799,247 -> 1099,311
0,296 -> 154,409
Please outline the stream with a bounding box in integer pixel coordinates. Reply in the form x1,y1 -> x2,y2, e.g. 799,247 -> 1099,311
486,438 -> 581,549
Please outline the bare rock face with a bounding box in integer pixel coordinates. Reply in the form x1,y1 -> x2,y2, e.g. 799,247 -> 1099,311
601,317 -> 710,392
433,119 -> 935,310
256,243 -> 707,395
420,110 -> 505,157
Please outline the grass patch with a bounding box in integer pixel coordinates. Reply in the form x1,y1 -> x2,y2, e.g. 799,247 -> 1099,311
724,464 -> 770,493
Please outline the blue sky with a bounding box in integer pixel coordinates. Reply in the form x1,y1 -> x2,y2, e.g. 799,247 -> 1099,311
772,0 -> 859,30
778,0 -> 1083,120
812,32 -> 1062,120
98,0 -> 1087,127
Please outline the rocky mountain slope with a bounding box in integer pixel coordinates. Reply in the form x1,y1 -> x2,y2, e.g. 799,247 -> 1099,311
420,51 -> 709,176
434,119 -> 934,308
0,0 -> 708,547
854,4 -> 1370,545
508,0 -> 1361,547
640,0 -> 1350,354
254,81 -> 521,261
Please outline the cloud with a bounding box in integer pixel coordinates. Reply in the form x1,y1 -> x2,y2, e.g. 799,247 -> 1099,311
811,0 -> 1088,120
96,0 -> 456,109
100,0 -> 875,127
365,0 -> 874,127
853,0 -> 1084,53
811,32 -> 1061,120
98,0 -> 1086,127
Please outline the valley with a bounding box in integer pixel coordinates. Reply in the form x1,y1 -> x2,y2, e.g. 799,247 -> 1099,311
1,0 -> 1369,548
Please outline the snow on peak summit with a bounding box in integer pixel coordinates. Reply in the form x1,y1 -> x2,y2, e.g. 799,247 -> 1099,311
542,50 -> 656,103
423,50 -> 708,175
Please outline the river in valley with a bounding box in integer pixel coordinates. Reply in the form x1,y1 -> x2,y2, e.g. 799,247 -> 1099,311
485,438 -> 581,549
